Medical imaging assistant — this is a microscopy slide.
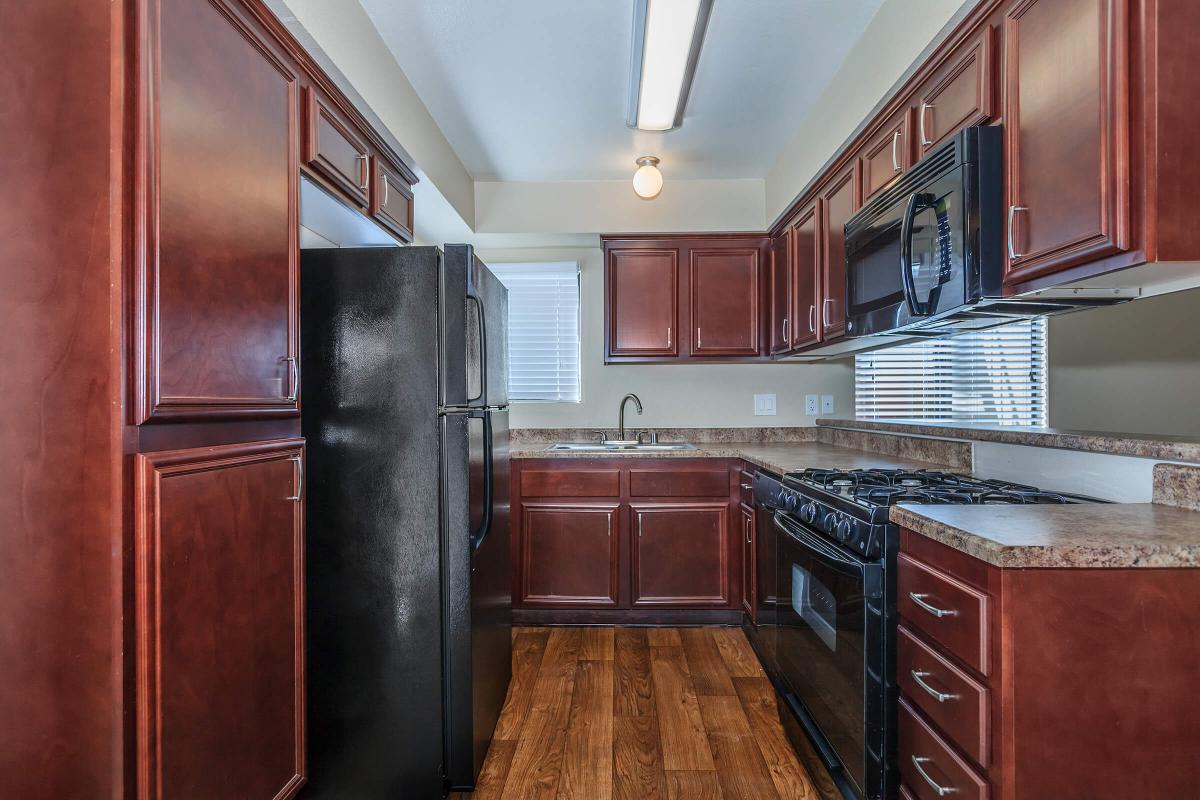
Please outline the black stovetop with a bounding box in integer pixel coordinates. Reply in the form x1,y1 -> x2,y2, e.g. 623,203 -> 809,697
784,468 -> 1102,512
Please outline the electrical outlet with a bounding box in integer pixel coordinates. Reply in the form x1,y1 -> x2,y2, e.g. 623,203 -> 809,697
805,395 -> 819,416
821,395 -> 835,415
754,394 -> 777,416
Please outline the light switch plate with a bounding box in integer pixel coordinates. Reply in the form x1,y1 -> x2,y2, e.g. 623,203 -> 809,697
820,395 -> 835,415
805,395 -> 819,416
754,394 -> 777,416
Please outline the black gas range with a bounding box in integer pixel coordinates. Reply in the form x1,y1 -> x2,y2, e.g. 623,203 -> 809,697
752,467 -> 1101,800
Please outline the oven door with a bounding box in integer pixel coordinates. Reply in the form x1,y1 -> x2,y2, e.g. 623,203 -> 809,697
774,511 -> 885,800
846,164 -> 972,338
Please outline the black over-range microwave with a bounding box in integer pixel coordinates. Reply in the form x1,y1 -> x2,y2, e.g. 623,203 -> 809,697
843,126 -> 1124,339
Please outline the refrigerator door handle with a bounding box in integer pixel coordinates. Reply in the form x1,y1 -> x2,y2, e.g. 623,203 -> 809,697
466,291 -> 487,407
469,408 -> 493,552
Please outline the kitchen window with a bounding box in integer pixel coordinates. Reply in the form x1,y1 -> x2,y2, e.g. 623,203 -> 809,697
490,261 -> 581,403
854,318 -> 1047,426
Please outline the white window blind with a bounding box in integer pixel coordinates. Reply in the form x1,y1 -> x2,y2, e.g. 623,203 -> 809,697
490,262 -> 581,403
854,319 -> 1047,426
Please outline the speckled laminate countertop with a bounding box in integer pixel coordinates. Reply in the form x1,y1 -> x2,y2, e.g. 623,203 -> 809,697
510,441 -> 961,477
892,503 -> 1200,568
817,418 -> 1200,463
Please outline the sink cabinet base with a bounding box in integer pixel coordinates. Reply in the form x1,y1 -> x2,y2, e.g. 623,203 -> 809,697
511,458 -> 745,621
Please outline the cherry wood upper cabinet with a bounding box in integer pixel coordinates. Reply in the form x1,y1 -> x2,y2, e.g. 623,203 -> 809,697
606,248 -> 678,357
690,247 -> 761,356
303,87 -> 370,208
370,156 -> 414,243
136,0 -> 299,423
519,503 -> 620,607
768,232 -> 792,355
603,235 -> 769,363
791,202 -> 822,349
916,27 -> 995,157
860,108 -> 913,201
820,164 -> 860,339
1003,0 -> 1130,285
136,439 -> 306,800
631,502 -> 730,607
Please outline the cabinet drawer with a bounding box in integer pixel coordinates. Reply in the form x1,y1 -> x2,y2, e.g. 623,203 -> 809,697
738,469 -> 755,506
899,698 -> 989,800
520,469 -> 620,497
898,625 -> 990,767
899,553 -> 990,675
629,468 -> 728,498
304,87 -> 369,206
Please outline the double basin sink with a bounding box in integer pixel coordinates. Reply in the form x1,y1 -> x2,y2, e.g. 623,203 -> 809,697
545,442 -> 697,453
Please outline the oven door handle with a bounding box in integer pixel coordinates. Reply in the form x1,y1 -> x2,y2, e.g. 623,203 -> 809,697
773,512 -> 867,576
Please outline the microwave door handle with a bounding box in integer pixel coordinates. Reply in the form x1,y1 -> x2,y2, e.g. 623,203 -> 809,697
899,192 -> 931,317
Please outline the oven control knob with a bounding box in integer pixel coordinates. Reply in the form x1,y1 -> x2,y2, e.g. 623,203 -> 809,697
836,518 -> 854,542
823,512 -> 839,532
800,502 -> 819,524
783,492 -> 799,512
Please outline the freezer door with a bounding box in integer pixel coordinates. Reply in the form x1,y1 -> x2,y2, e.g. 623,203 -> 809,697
443,407 -> 512,790
442,244 -> 509,409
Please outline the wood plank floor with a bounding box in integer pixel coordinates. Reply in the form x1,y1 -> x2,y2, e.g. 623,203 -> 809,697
451,626 -> 819,800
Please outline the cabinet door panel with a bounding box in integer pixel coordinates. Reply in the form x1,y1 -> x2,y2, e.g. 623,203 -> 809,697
690,248 -> 761,356
740,504 -> 756,621
860,109 -> 911,201
821,164 -> 859,339
917,28 -> 995,155
304,88 -> 370,207
136,439 -> 306,800
520,503 -> 619,607
1003,0 -> 1129,284
791,202 -> 821,348
632,503 -> 729,607
769,232 -> 792,354
369,156 -> 414,242
608,249 -> 678,356
139,0 -> 299,422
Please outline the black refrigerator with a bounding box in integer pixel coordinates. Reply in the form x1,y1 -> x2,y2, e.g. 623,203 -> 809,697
300,243 -> 512,798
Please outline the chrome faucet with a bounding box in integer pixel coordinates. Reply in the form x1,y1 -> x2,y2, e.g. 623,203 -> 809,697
617,393 -> 643,443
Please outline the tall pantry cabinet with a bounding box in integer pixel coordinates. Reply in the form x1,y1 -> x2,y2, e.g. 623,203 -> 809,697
1,0 -> 416,797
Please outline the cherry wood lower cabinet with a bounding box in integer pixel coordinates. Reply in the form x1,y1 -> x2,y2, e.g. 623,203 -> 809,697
136,440 -> 306,800
897,528 -> 1200,800
520,502 -> 620,607
512,458 -> 744,623
740,503 -> 757,621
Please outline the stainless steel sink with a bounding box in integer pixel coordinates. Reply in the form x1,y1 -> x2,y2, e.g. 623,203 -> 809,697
545,442 -> 697,453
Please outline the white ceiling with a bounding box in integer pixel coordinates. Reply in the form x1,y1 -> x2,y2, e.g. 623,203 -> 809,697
359,0 -> 886,182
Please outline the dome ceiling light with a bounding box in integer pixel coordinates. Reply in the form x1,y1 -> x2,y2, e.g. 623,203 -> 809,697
626,0 -> 714,132
632,156 -> 664,199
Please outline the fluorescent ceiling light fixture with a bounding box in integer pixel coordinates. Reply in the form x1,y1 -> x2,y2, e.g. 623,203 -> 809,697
627,0 -> 713,131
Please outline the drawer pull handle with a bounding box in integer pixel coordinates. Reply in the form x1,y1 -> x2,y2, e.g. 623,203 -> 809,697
909,592 -> 956,618
912,670 -> 957,703
740,483 -> 753,490
912,756 -> 956,796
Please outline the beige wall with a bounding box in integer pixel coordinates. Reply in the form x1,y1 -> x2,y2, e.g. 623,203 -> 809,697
477,246 -> 855,430
474,179 -> 766,235
1048,288 -> 1200,436
765,0 -> 976,223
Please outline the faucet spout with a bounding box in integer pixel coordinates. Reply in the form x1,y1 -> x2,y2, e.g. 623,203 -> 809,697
617,393 -> 643,442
